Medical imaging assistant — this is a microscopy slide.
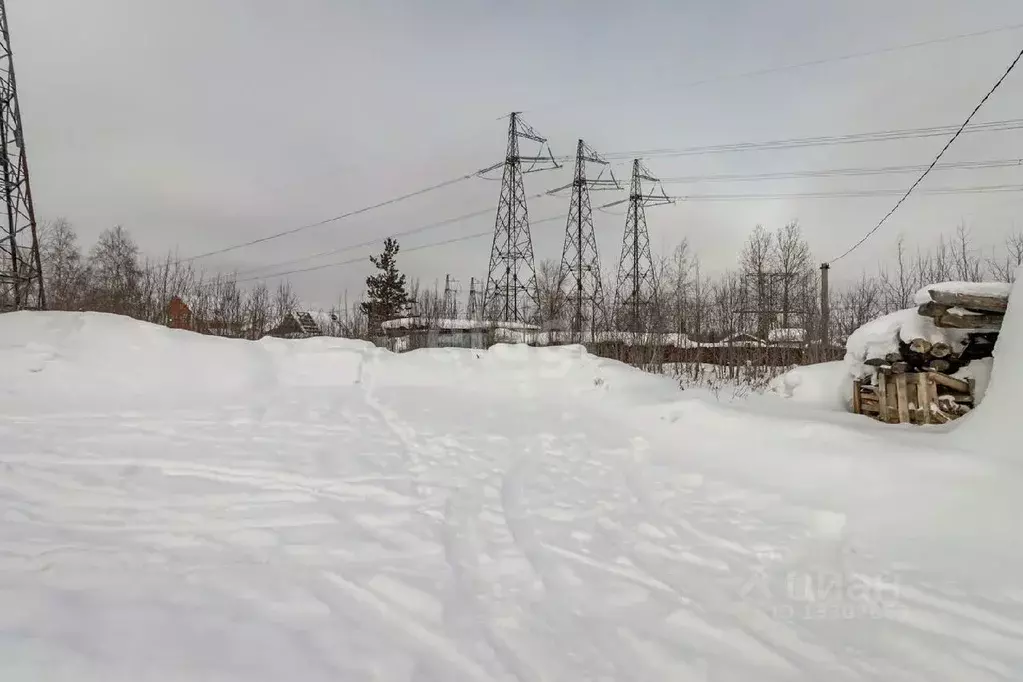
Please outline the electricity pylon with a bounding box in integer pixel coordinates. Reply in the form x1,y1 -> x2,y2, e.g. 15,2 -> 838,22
482,112 -> 559,323
551,139 -> 619,340
611,159 -> 673,332
0,0 -> 44,310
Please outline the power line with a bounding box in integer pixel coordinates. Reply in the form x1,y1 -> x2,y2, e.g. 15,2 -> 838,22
169,117 -> 1023,271
175,165 -> 503,265
235,190 -> 560,278
660,183 -> 1023,202
830,45 -> 1023,264
236,214 -> 568,284
675,21 -> 1023,90
659,158 -> 1023,183
560,117 -> 1023,162
528,20 -> 1023,115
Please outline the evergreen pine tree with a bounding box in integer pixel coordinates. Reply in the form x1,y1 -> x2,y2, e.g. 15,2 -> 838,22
360,237 -> 411,332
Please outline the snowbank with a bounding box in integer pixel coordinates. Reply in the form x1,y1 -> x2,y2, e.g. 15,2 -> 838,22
0,312 -> 677,408
952,269 -> 1023,453
0,312 -> 272,407
767,361 -> 852,411
913,280 -> 1013,306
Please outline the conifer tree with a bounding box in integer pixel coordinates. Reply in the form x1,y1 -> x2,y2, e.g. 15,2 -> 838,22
360,237 -> 411,332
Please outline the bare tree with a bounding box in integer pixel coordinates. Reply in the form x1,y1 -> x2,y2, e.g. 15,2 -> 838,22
989,228 -> 1023,282
83,225 -> 143,315
272,281 -> 299,329
879,236 -> 918,312
772,221 -> 812,329
39,218 -> 84,310
951,222 -> 984,282
664,238 -> 691,337
534,258 -> 567,330
739,224 -> 774,337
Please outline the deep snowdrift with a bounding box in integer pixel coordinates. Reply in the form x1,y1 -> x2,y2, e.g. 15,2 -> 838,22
0,311 -> 680,409
952,271 -> 1023,454
3,311 -> 1023,681
767,360 -> 852,411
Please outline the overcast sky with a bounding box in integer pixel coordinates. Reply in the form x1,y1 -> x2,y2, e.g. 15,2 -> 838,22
11,0 -> 1023,309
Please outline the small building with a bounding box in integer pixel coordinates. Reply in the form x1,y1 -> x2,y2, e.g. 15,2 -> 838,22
713,332 -> 767,348
767,327 -> 807,348
266,311 -> 338,339
380,317 -> 541,351
165,296 -> 194,330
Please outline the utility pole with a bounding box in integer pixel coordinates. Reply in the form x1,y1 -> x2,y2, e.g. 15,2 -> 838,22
482,112 -> 559,323
611,159 -> 672,333
551,139 -> 619,341
819,262 -> 830,350
0,0 -> 44,310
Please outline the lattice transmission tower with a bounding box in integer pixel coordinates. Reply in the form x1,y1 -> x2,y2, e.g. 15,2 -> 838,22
0,0 -> 44,310
612,159 -> 672,332
482,112 -> 559,323
466,277 -> 480,320
553,139 -> 620,339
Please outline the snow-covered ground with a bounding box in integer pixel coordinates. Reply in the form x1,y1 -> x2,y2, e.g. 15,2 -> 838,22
3,310 -> 1023,681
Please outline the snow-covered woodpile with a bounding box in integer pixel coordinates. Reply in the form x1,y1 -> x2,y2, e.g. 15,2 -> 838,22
845,281 -> 1011,425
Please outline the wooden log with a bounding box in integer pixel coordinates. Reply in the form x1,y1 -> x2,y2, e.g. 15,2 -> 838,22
897,337 -> 930,370
885,351 -> 903,363
917,301 -> 949,319
890,361 -> 910,374
930,342 -> 952,358
916,372 -> 931,424
864,357 -> 888,367
926,289 -> 1009,314
927,371 -> 971,394
927,358 -> 951,373
932,310 -> 1004,331
895,373 -> 911,424
909,337 -> 932,354
852,378 -> 863,414
937,394 -> 970,417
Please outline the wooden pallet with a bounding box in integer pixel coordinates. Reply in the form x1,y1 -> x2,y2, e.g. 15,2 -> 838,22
853,369 -> 975,425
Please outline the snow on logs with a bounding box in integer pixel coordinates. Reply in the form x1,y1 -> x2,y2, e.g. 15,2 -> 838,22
848,282 -> 1010,425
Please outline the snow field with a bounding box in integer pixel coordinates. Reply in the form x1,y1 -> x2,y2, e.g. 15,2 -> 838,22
2,310 -> 1023,681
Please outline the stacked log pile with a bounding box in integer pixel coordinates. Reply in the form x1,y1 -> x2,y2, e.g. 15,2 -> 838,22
853,286 -> 1008,425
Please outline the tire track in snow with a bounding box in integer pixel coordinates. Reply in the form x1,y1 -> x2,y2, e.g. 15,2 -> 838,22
0,454 -> 413,507
441,484 -> 550,682
313,569 -> 497,682
499,435 -> 716,678
618,436 -> 866,680
358,363 -> 545,682
498,439 -> 625,681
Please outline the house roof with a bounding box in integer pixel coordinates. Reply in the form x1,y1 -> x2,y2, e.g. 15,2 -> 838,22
767,327 -> 806,343
381,317 -> 540,332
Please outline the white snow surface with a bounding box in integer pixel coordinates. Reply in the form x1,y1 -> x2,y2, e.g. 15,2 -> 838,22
952,269 -> 1023,454
913,281 -> 1013,306
768,361 -> 852,411
4,311 -> 1023,681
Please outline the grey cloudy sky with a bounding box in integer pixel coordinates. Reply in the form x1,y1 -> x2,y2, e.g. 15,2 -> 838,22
11,0 -> 1023,308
